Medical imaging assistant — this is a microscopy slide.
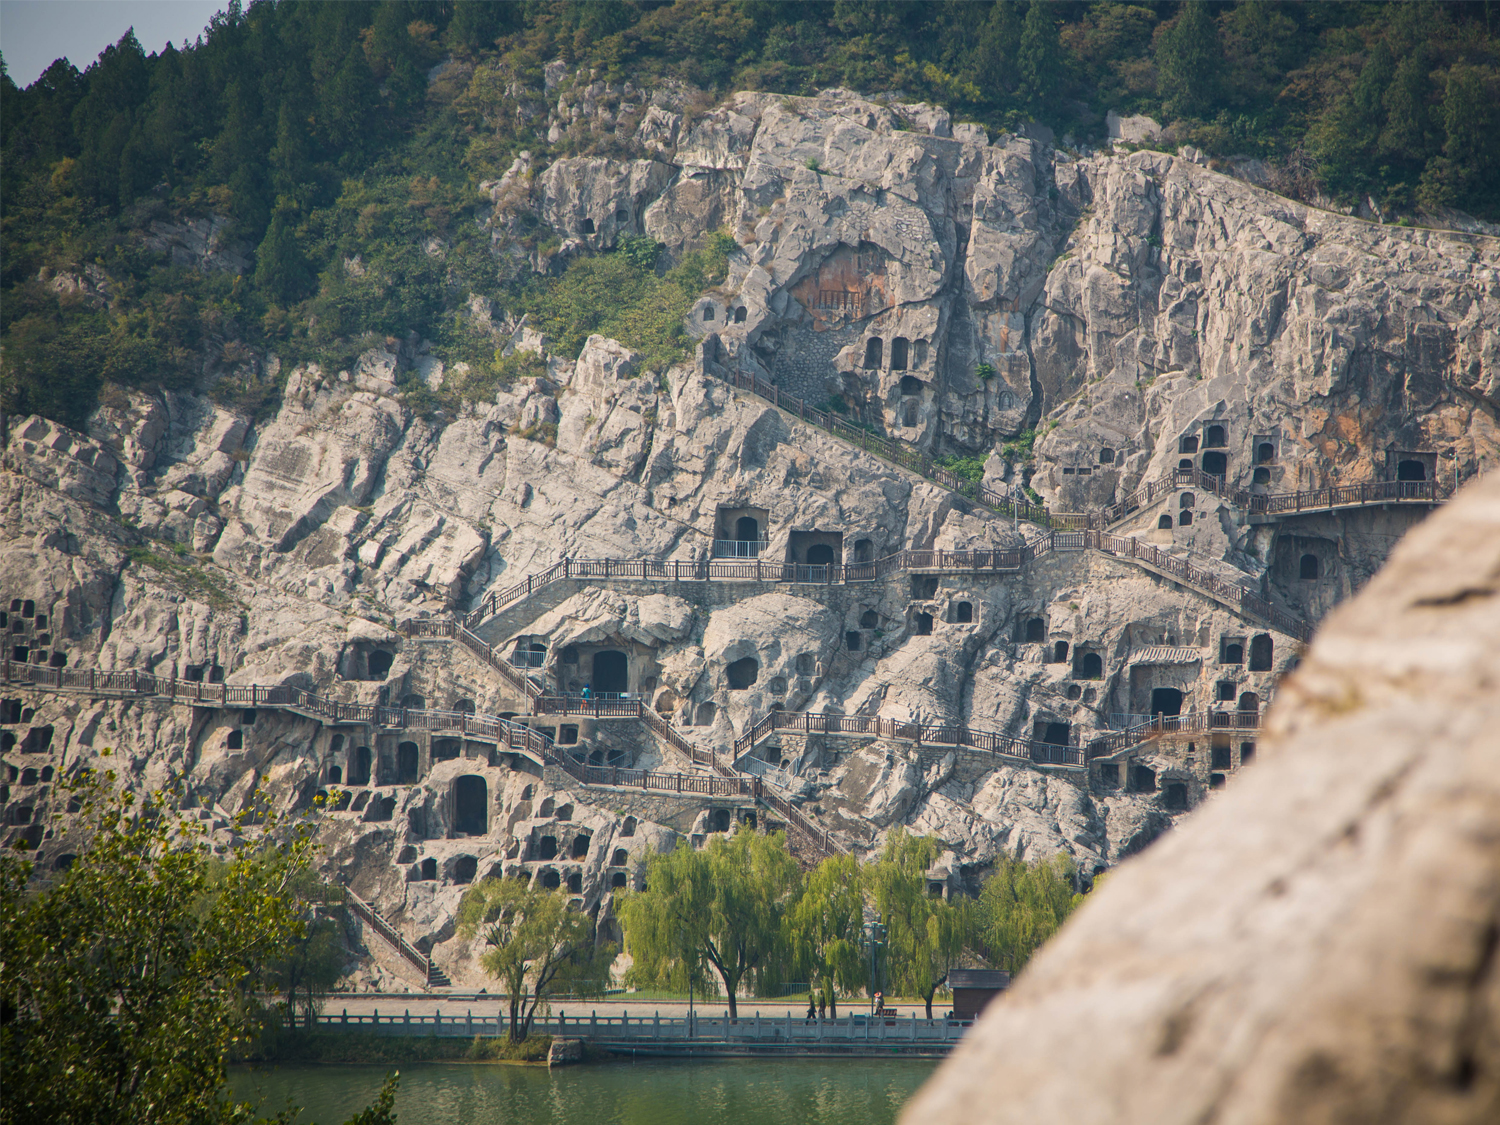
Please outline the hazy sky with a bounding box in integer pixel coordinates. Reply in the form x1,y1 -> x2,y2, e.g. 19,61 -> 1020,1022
1,0 -> 227,87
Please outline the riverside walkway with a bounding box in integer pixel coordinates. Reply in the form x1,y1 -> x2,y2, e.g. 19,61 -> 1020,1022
311,1004 -> 973,1057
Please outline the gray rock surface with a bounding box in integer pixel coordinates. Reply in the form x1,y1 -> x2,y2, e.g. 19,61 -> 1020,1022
902,470 -> 1500,1124
5,85 -> 1496,986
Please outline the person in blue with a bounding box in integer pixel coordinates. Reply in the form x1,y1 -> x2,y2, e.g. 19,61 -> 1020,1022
581,684 -> 592,702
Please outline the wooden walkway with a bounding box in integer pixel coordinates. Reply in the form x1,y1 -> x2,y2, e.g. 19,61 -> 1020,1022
0,659 -> 756,802
731,706 -> 1260,766
704,366 -> 1451,532
442,533 -> 1311,641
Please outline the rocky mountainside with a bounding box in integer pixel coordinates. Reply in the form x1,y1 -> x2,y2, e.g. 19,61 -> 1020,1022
3,87 -> 1497,987
902,466 -> 1500,1125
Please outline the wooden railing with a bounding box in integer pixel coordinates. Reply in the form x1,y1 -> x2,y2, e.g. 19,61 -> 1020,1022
432,534 -> 1309,643
734,705 -> 1262,769
732,708 -> 1089,767
1082,709 -> 1263,760
341,885 -> 433,981
1240,477 -> 1448,514
704,365 -> 1451,534
0,657 -> 752,804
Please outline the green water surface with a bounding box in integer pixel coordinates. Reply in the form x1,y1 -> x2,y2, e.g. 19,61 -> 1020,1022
231,1057 -> 938,1125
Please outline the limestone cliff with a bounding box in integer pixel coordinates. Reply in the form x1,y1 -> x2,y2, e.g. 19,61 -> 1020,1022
901,464 -> 1500,1125
3,84 -> 1497,986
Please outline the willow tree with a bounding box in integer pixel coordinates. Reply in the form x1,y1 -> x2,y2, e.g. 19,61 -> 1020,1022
975,852 -> 1084,973
789,852 -> 866,1017
457,878 -> 602,1042
618,826 -> 800,1018
869,828 -> 970,1019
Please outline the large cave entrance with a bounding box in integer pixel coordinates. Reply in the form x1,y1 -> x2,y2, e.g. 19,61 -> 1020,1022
452,775 -> 488,836
591,650 -> 628,695
1150,688 -> 1183,717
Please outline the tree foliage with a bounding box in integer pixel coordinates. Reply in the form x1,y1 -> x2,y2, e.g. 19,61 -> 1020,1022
457,877 -> 605,1042
974,852 -> 1084,974
788,853 -> 866,1017
0,768 -> 393,1125
867,829 -> 969,1019
618,825 -> 801,1018
6,2 -> 1497,430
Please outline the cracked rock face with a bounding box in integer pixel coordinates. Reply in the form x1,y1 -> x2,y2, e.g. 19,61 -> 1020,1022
4,84 -> 1497,984
903,470 -> 1500,1125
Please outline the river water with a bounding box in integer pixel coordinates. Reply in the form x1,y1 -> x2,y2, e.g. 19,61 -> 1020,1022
231,1057 -> 938,1125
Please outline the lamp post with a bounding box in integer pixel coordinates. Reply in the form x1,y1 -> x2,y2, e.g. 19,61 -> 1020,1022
864,920 -> 887,1014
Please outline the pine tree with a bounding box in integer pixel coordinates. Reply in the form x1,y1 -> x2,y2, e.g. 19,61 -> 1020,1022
1156,0 -> 1222,121
1016,0 -> 1063,115
1379,51 -> 1435,164
253,205 -> 310,305
321,41 -> 380,159
967,1 -> 1022,99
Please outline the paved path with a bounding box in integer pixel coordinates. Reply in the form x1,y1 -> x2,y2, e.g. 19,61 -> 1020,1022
320,994 -> 941,1020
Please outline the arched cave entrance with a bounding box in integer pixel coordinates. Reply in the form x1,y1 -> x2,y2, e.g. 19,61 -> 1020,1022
1080,652 -> 1103,679
350,746 -> 371,786
806,544 -> 836,566
1248,634 -> 1273,671
366,650 -> 394,679
726,657 -> 759,690
891,337 -> 909,369
397,742 -> 419,784
452,775 -> 488,836
1397,459 -> 1426,481
864,338 -> 883,369
1201,452 -> 1228,476
1299,553 -> 1320,579
1150,688 -> 1183,717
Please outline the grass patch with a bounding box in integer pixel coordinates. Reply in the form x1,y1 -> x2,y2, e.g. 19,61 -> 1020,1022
124,546 -> 242,612
1000,428 -> 1037,461
464,1034 -> 553,1062
934,454 -> 986,485
522,232 -> 735,374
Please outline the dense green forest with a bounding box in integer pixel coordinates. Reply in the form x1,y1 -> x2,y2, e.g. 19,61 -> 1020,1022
3,1 -> 1498,428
